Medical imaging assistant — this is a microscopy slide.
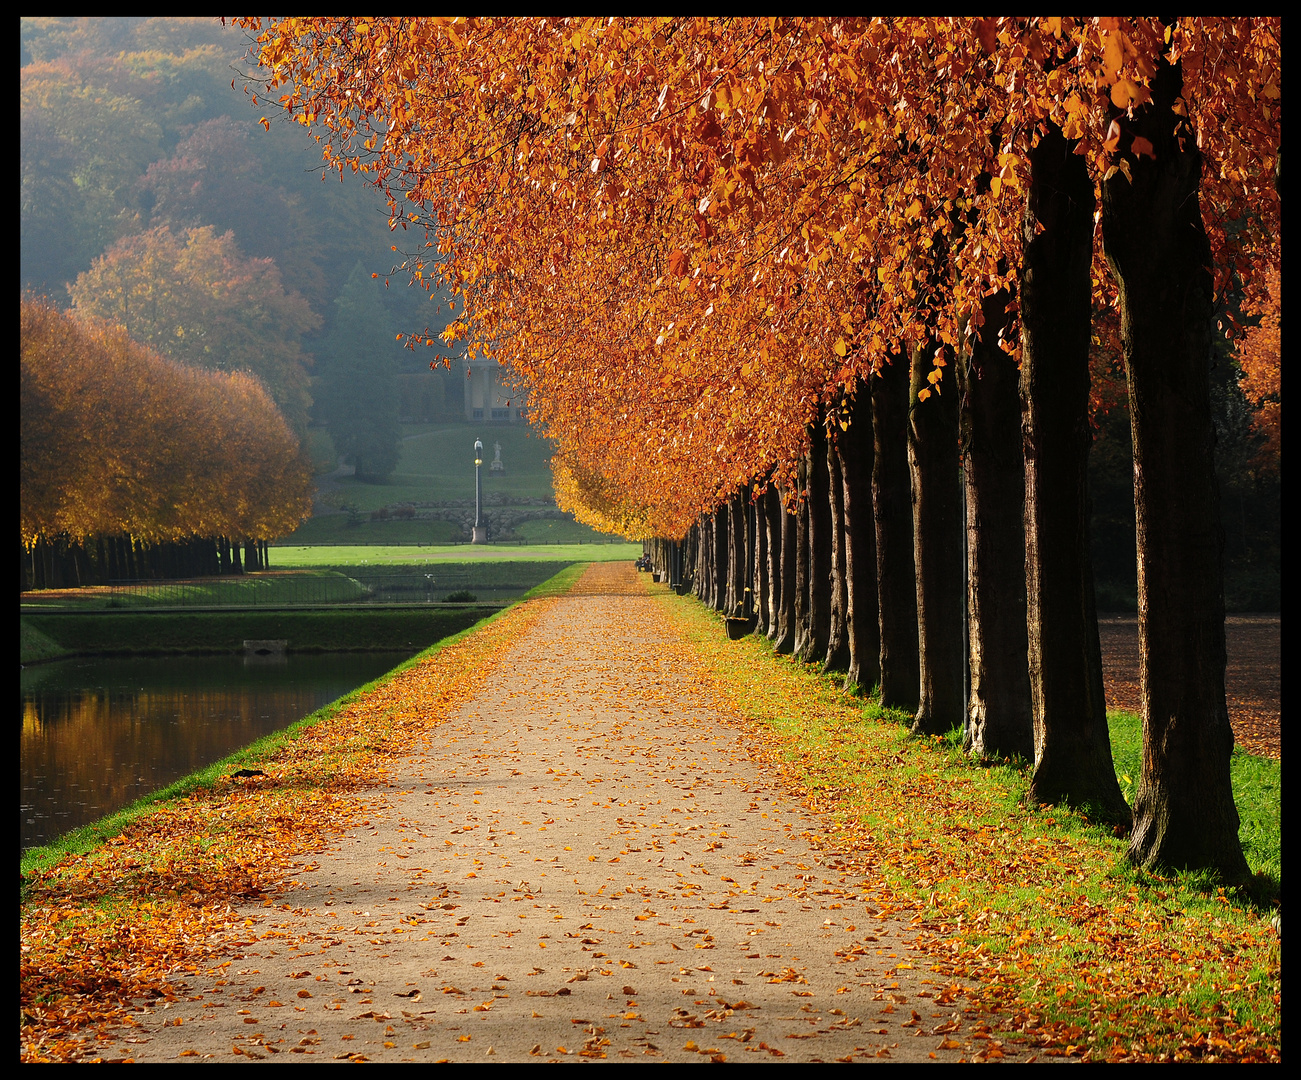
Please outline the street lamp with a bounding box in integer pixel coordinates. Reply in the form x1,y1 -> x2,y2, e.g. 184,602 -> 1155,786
472,439 -> 486,543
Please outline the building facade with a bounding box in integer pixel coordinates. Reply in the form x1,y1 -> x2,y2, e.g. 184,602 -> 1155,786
464,356 -> 527,423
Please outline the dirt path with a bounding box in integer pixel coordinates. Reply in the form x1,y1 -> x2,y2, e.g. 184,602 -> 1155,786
90,565 -> 992,1063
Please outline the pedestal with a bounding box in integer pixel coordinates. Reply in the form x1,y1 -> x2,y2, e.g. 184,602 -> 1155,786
471,526 -> 488,544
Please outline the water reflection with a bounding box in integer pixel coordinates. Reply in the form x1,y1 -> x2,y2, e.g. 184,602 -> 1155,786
20,651 -> 415,850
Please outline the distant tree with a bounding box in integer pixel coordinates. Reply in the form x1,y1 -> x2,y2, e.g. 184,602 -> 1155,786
20,60 -> 163,298
139,117 -> 296,266
317,262 -> 402,482
21,298 -> 312,585
68,224 -> 318,437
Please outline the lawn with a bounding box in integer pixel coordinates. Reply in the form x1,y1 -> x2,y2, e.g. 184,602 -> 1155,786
289,421 -> 626,546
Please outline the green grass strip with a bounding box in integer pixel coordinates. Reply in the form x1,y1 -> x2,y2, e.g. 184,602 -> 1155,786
20,562 -> 588,882
652,589 -> 1279,1063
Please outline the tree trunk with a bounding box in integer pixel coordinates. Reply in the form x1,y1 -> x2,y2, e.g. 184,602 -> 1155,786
754,489 -> 769,633
711,508 -> 728,612
1022,125 -> 1131,828
772,484 -> 798,654
840,382 -> 881,693
727,488 -> 747,616
800,425 -> 833,664
1101,60 -> 1248,879
962,288 -> 1034,761
871,353 -> 920,710
823,426 -> 851,674
792,457 -> 812,658
908,341 -> 965,735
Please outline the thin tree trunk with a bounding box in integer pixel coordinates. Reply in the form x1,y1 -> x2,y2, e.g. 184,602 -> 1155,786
712,507 -> 728,612
772,484 -> 798,654
871,353 -> 920,710
727,488 -> 746,616
1101,59 -> 1248,877
764,486 -> 783,639
823,425 -> 851,674
962,288 -> 1034,760
1022,124 -> 1130,828
801,424 -> 833,664
840,383 -> 881,693
792,457 -> 812,658
755,489 -> 769,633
908,341 -> 965,735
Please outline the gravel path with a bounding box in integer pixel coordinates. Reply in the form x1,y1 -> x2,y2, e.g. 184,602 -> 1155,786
93,565 -> 994,1063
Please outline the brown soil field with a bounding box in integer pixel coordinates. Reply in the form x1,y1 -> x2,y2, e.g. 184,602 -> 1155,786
1097,614 -> 1280,760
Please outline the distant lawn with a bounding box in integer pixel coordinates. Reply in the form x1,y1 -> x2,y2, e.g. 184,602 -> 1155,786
314,422 -> 563,512
284,514 -> 466,546
268,543 -> 642,566
286,421 -> 622,547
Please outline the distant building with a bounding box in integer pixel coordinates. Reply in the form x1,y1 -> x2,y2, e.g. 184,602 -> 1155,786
465,356 -> 527,423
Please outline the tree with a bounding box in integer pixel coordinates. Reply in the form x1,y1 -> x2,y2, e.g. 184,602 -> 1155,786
1101,56 -> 1249,876
835,386 -> 881,693
907,342 -> 965,737
20,60 -> 163,298
1020,127 -> 1131,827
871,354 -> 920,710
232,16 -> 1280,877
21,298 -> 312,586
68,224 -> 318,437
962,284 -> 1034,761
317,263 -> 403,483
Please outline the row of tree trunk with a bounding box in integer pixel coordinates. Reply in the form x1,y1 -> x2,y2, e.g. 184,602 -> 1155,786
647,69 -> 1248,881
22,535 -> 270,591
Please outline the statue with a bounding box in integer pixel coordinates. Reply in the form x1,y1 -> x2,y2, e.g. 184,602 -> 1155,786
491,441 -> 504,470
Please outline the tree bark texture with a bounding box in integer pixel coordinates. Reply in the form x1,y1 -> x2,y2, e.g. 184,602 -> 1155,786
1021,125 -> 1131,828
908,342 -> 965,735
962,288 -> 1034,761
764,486 -> 782,638
792,458 -> 812,658
871,354 -> 920,710
754,489 -> 769,633
726,489 -> 746,616
800,423 -> 834,665
712,508 -> 729,612
823,424 -> 851,674
1101,60 -> 1248,878
838,384 -> 881,693
771,486 -> 797,654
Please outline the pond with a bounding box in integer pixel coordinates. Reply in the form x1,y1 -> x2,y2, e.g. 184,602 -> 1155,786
20,651 -> 416,851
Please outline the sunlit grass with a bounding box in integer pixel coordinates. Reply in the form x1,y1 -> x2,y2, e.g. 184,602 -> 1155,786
652,588 -> 1280,1062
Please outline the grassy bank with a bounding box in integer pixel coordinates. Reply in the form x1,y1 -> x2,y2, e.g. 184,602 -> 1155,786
19,570 -> 366,611
651,583 -> 1280,1062
20,607 -> 500,664
21,596 -> 555,1062
19,601 -> 519,883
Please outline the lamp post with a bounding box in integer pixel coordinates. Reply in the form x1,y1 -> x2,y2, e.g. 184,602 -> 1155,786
472,439 -> 487,543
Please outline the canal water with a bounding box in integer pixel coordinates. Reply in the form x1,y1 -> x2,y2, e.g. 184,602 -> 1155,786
20,651 -> 416,851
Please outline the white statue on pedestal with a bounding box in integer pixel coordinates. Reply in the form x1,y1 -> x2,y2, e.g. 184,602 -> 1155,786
491,441 -> 504,470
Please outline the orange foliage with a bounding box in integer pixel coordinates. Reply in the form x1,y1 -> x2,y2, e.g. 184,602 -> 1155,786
230,17 -> 1280,534
20,299 -> 312,549
1235,264 -> 1281,474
